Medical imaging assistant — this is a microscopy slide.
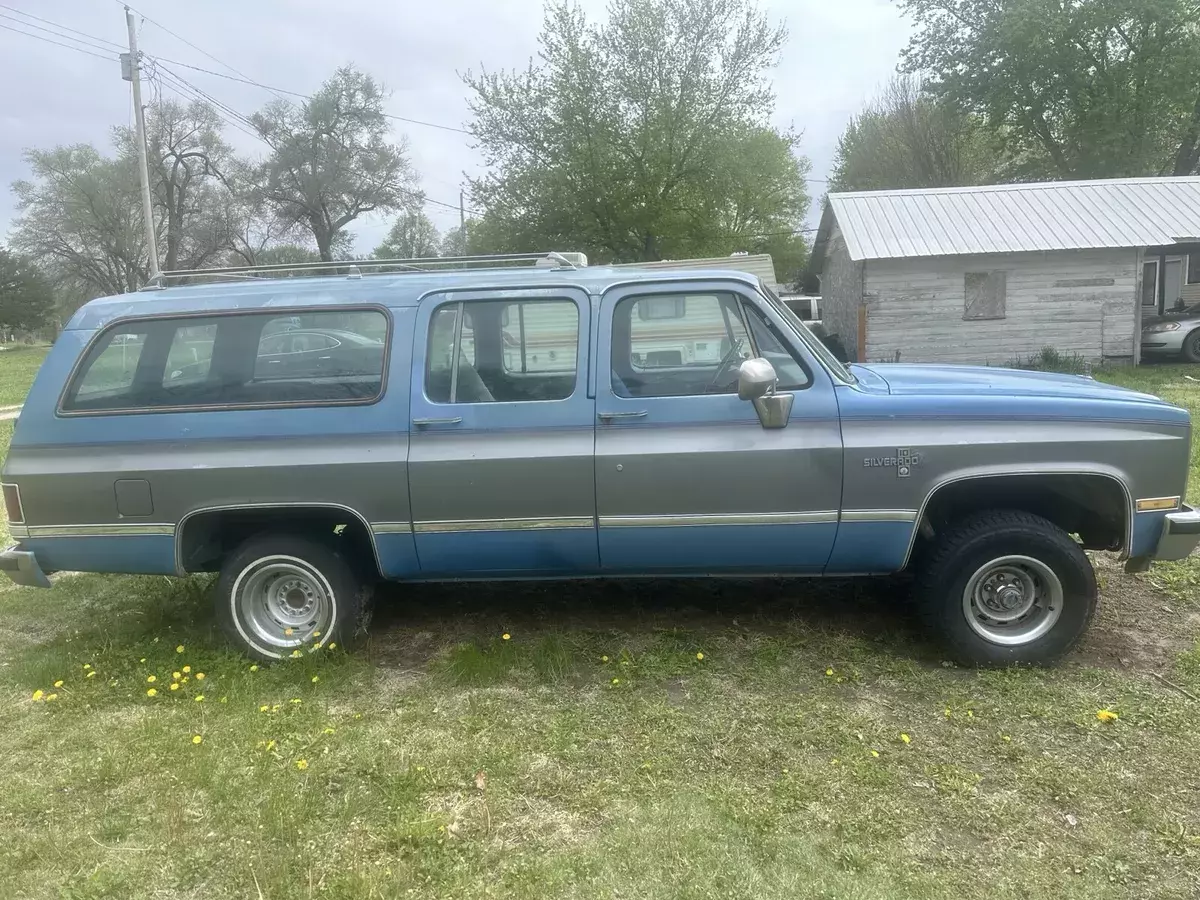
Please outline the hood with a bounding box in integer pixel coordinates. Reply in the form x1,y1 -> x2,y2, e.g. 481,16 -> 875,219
849,363 -> 1163,404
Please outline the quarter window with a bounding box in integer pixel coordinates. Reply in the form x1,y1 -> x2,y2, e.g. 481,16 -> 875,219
62,309 -> 388,413
426,299 -> 579,403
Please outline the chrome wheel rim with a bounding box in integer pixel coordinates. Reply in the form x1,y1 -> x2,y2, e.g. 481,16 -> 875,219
961,554 -> 1063,646
232,555 -> 335,655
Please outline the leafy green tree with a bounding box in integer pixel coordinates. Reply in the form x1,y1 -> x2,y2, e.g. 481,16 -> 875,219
373,199 -> 441,259
252,67 -> 419,261
0,248 -> 55,336
897,0 -> 1200,178
463,0 -> 808,263
830,75 -> 1001,191
10,145 -> 147,297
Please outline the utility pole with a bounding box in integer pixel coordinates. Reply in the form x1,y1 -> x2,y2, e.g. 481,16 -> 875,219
123,6 -> 159,279
459,189 -> 467,251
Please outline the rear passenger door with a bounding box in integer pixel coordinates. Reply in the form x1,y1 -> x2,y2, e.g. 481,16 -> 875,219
407,288 -> 597,575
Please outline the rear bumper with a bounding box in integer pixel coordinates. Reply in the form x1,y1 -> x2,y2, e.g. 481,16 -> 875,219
1154,506 -> 1200,561
0,545 -> 52,588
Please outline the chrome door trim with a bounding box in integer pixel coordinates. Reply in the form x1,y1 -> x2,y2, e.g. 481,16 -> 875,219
175,502 -> 382,576
599,511 -> 839,527
370,522 -> 413,534
840,509 -> 919,523
20,523 -> 176,538
413,516 -> 595,534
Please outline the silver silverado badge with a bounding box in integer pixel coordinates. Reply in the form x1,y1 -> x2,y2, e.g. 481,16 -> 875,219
863,448 -> 921,478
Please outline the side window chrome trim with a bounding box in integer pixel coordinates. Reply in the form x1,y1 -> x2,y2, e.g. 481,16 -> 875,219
56,304 -> 393,418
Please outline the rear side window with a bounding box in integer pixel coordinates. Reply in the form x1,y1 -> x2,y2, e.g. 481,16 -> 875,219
62,308 -> 389,413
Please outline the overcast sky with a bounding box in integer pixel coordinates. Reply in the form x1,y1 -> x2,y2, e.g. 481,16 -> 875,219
0,0 -> 910,255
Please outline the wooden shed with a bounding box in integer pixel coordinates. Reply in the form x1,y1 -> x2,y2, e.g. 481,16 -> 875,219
811,177 -> 1200,365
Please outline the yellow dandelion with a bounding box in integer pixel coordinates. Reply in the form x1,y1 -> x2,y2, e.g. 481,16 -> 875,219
271,704 -> 280,712
181,676 -> 189,683
53,680 -> 63,688
172,672 -> 181,680
284,628 -> 294,636
323,727 -> 335,735
611,677 -> 620,685
249,664 -> 259,672
139,657 -> 146,663
147,688 -> 158,697
182,665 -> 191,674
870,750 -> 880,758
290,650 -> 302,659
265,739 -> 276,751
146,675 -> 157,683
696,652 -> 704,661
311,642 -> 320,650
192,735 -> 202,745
290,698 -> 302,705
170,683 -> 180,692
944,708 -> 952,718
176,645 -> 184,654
195,672 -> 205,680
601,655 -> 609,663
85,671 -> 96,679
1097,709 -> 1119,723
502,633 -> 511,641
1002,735 -> 1012,742
900,733 -> 911,744
312,631 -> 321,637
295,759 -> 308,771
46,693 -> 58,701
966,710 -> 974,718
258,704 -> 269,712
195,695 -> 205,703
82,663 -> 92,670
31,689 -> 43,701
328,642 -> 336,650
311,675 -> 319,684
825,668 -> 834,677
353,712 -> 362,719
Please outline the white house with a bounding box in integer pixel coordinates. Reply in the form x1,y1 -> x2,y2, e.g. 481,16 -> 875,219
811,177 -> 1200,364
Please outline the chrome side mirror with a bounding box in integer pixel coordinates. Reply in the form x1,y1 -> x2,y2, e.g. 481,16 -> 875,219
737,358 -> 794,429
737,358 -> 777,401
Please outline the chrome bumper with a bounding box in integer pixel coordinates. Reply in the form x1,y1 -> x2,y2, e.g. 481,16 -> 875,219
1154,506 -> 1200,561
0,545 -> 52,588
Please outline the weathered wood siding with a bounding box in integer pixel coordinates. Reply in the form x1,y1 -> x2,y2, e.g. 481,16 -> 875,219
818,222 -> 863,357
862,249 -> 1138,365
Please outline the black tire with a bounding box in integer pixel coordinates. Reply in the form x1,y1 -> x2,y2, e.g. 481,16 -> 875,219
912,510 -> 1097,667
1182,329 -> 1200,364
216,533 -> 370,662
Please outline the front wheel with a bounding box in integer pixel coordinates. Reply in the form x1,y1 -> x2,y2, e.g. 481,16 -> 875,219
913,510 -> 1097,666
1182,329 -> 1200,363
216,533 -> 369,661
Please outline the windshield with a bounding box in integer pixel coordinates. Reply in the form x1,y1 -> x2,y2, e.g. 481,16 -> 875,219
757,280 -> 855,384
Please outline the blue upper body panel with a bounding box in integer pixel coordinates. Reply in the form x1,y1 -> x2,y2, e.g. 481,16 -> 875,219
63,266 -> 761,332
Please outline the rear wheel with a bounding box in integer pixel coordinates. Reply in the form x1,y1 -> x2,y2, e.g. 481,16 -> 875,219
216,533 -> 369,661
1182,329 -> 1200,363
913,510 -> 1097,666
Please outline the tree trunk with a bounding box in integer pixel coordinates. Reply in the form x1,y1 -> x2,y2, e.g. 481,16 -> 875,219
315,228 -> 334,262
1172,92 -> 1200,176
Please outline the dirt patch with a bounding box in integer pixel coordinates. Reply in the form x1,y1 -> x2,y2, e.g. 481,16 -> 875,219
1071,555 -> 1198,670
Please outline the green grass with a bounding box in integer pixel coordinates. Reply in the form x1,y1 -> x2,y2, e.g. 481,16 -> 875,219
0,343 -> 49,407
2,365 -> 1200,898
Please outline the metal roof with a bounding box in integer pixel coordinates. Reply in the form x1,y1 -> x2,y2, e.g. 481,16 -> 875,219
812,176 -> 1200,265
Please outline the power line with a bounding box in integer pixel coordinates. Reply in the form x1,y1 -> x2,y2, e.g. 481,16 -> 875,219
0,6 -> 124,52
0,21 -> 115,60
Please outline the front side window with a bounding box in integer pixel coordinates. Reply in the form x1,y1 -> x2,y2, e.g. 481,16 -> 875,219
613,293 -> 754,397
426,298 -> 579,403
62,308 -> 388,413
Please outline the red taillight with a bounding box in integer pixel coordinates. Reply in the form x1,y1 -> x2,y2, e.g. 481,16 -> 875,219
2,484 -> 24,524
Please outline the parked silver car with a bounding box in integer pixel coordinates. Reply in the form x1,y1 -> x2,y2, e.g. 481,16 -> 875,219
1142,304 -> 1200,361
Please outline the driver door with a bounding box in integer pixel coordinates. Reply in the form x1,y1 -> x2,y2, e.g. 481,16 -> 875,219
595,281 -> 843,573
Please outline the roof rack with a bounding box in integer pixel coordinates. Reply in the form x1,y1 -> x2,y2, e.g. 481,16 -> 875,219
138,251 -> 588,291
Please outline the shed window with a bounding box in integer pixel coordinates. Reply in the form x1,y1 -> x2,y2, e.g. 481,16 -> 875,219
1188,250 -> 1200,285
964,272 -> 1006,320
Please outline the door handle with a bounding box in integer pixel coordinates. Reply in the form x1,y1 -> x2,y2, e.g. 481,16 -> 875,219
412,416 -> 463,426
598,410 -> 648,420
